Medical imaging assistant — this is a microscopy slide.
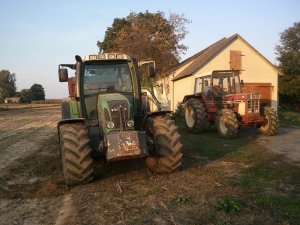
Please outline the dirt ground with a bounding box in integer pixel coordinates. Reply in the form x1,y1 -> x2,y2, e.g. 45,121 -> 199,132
0,106 -> 65,225
258,126 -> 300,165
0,106 -> 299,225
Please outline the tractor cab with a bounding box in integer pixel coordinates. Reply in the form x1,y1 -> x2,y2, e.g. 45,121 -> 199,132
195,70 -> 241,99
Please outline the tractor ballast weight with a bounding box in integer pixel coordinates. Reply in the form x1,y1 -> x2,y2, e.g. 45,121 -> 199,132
58,53 -> 182,185
183,70 -> 279,138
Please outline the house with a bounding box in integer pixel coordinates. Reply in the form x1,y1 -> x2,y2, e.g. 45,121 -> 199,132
4,97 -> 20,103
160,34 -> 281,112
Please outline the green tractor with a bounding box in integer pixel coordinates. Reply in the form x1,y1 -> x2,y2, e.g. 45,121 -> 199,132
58,53 -> 182,185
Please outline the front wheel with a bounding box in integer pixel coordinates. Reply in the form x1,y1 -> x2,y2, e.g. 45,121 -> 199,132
259,107 -> 279,135
59,123 -> 93,185
145,116 -> 183,173
217,109 -> 238,138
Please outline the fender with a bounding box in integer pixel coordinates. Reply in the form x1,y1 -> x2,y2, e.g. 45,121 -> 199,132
57,118 -> 85,128
57,118 -> 85,141
182,94 -> 202,103
144,110 -> 172,118
141,110 -> 173,128
57,118 -> 86,157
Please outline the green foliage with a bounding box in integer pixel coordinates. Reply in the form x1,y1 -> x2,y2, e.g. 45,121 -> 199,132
213,196 -> 242,214
279,75 -> 300,103
0,70 -> 16,102
30,83 -> 45,101
276,22 -> 300,104
19,89 -> 32,103
175,102 -> 184,117
276,21 -> 300,76
98,11 -> 190,74
278,107 -> 300,126
255,194 -> 300,224
97,18 -> 130,51
19,84 -> 45,103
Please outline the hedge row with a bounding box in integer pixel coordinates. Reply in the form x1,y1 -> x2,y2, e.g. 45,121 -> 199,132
31,99 -> 61,104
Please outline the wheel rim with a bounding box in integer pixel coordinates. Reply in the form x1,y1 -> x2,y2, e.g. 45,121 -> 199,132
260,113 -> 270,132
219,117 -> 228,134
185,106 -> 195,128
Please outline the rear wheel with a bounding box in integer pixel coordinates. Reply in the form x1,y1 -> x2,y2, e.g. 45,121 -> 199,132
184,99 -> 208,133
59,123 -> 93,185
145,116 -> 183,173
217,109 -> 238,138
259,107 -> 279,135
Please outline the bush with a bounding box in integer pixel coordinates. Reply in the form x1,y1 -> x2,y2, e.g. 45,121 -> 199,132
31,99 -> 61,104
213,196 -> 243,214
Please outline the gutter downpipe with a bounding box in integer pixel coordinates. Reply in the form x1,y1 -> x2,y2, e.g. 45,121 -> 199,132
172,72 -> 175,112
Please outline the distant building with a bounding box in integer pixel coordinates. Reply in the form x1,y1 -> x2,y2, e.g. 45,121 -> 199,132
160,34 -> 281,111
4,97 -> 20,103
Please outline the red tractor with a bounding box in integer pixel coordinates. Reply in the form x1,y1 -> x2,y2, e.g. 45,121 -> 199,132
183,70 -> 279,138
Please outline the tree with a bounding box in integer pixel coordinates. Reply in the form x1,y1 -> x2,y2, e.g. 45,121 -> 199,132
19,89 -> 32,103
30,83 -> 45,101
276,22 -> 300,76
97,11 -> 190,74
275,22 -> 300,104
0,70 -> 16,102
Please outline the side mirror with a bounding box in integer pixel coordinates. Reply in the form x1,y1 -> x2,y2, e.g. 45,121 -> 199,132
148,63 -> 155,78
240,79 -> 244,86
138,61 -> 156,78
59,68 -> 68,82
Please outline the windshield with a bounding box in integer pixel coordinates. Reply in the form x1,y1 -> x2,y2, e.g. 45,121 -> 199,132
211,74 -> 241,94
82,62 -> 133,119
83,62 -> 133,95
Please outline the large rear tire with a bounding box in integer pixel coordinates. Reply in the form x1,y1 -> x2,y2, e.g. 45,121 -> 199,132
259,107 -> 279,136
184,99 -> 208,133
145,116 -> 183,173
59,123 -> 93,185
217,109 -> 238,138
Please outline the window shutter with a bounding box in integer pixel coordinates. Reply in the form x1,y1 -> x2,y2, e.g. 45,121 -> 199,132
230,50 -> 242,70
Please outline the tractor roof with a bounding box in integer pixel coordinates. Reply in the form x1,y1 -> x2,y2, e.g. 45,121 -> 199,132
82,53 -> 132,62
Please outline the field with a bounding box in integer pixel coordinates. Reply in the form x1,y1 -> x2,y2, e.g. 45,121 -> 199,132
0,105 -> 299,225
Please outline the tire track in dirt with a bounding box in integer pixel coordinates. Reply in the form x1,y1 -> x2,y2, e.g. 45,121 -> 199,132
0,106 -> 67,225
0,108 -> 59,141
0,115 -> 60,170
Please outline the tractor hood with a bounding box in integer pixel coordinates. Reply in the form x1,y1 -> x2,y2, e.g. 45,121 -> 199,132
97,93 -> 133,134
223,93 -> 261,101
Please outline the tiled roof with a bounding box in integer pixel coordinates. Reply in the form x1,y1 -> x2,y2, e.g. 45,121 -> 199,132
172,34 -> 239,81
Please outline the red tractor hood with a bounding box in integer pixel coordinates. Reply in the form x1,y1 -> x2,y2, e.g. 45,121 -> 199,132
223,93 -> 261,101
222,94 -> 247,101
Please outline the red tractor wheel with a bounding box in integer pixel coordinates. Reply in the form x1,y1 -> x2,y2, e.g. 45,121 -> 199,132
184,99 -> 208,133
217,109 -> 238,138
259,107 -> 279,136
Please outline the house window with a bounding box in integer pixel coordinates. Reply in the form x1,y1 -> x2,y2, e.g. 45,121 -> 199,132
230,50 -> 242,70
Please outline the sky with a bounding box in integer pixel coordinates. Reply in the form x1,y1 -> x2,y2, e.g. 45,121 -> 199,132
0,0 -> 299,98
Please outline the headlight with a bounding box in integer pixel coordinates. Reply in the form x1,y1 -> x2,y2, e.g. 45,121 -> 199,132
126,120 -> 134,127
106,121 -> 115,129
